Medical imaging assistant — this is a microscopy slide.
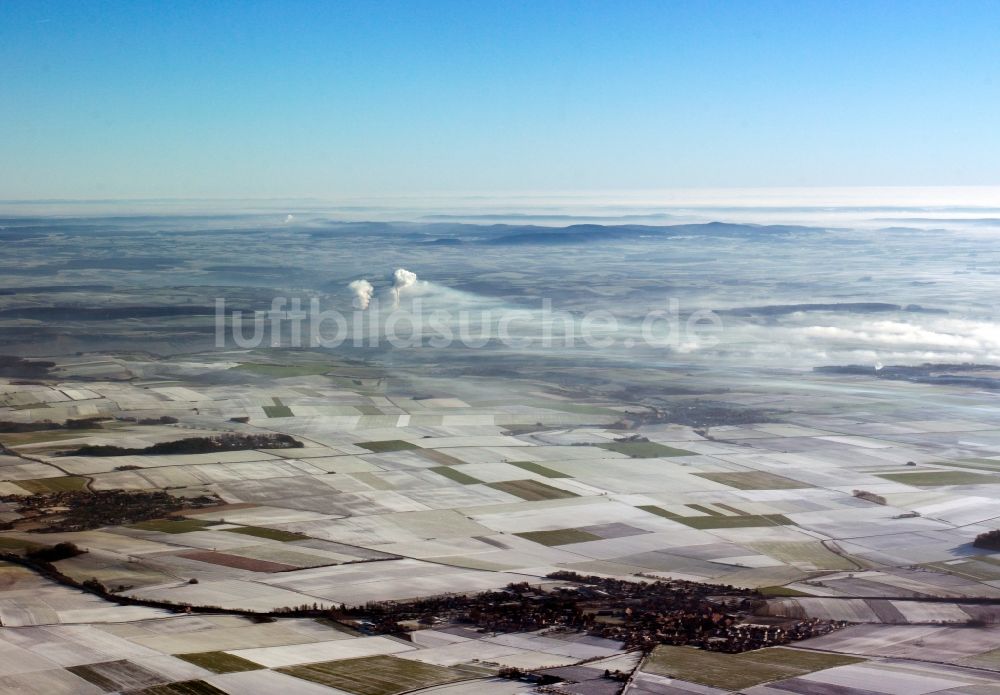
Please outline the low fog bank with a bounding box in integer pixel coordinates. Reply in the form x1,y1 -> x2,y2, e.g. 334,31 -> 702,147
2,203 -> 999,374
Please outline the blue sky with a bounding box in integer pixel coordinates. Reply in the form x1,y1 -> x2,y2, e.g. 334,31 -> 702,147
1,0 -> 998,199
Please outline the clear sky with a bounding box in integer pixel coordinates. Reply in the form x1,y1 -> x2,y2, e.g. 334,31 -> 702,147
2,0 -> 999,199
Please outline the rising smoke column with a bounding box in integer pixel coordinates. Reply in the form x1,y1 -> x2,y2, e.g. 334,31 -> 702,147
391,268 -> 418,308
347,279 -> 374,310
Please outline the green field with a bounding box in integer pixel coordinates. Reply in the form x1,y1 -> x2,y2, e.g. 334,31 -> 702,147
924,558 -> 1000,581
416,449 -> 467,466
0,430 -> 95,446
431,466 -> 482,485
131,682 -> 228,695
508,461 -> 570,478
278,655 -> 476,695
637,505 -> 680,519
176,651 -> 264,674
129,518 -> 217,534
643,646 -> 863,690
937,458 -> 1000,472
674,513 -> 795,529
67,661 -> 167,691
748,541 -> 858,570
356,440 -> 420,453
487,479 -> 578,501
877,470 -> 995,486
757,585 -> 815,597
595,441 -> 696,458
695,471 -> 811,490
14,476 -> 90,493
0,537 -> 45,552
261,397 -> 294,418
686,503 -> 723,516
222,526 -> 308,542
515,528 -> 602,546
958,646 -> 1000,670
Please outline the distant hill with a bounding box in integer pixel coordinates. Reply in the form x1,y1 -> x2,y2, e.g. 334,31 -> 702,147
305,220 -> 824,246
481,221 -> 822,245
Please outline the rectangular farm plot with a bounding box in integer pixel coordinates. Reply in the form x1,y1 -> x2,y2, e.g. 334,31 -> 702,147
203,669 -> 361,695
642,645 -> 863,691
221,526 -> 308,542
257,558 -> 525,605
486,479 -> 578,501
686,503 -> 724,516
515,528 -> 603,546
230,635 -> 414,668
636,505 -> 681,519
0,537 -> 45,552
877,471 -> 997,486
67,660 -> 170,691
924,558 -> 1000,581
221,544 -> 363,568
130,519 -> 218,534
176,652 -> 264,674
129,680 -> 229,695
176,550 -> 298,573
673,513 -> 795,529
415,449 -> 469,466
694,471 -> 813,490
594,441 -> 695,458
356,440 -> 420,453
747,541 -> 859,570
507,461 -> 570,478
14,476 -> 90,493
380,509 -> 493,539
792,662 -> 972,695
430,466 -> 482,485
277,655 -> 476,695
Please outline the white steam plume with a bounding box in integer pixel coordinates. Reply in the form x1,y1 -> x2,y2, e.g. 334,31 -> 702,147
391,268 -> 418,308
348,279 -> 374,310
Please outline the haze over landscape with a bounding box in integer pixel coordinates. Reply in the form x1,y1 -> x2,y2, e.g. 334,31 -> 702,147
2,3 -> 1000,695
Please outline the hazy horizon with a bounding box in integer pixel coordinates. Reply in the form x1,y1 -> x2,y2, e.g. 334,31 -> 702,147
2,185 -> 1000,221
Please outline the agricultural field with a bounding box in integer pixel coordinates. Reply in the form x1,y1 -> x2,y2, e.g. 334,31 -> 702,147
357,440 -> 420,453
486,479 -> 579,501
0,600 -> 639,695
673,513 -> 795,529
641,645 -> 863,690
635,654 -> 1000,695
222,526 -> 310,542
4,358 -> 1000,609
276,655 -> 479,695
176,652 -> 264,674
129,519 -> 217,533
514,529 -> 602,546
876,470 -> 997,486
694,471 -> 812,490
13,476 -> 90,493
593,441 -> 696,458
5,349 -> 1000,692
